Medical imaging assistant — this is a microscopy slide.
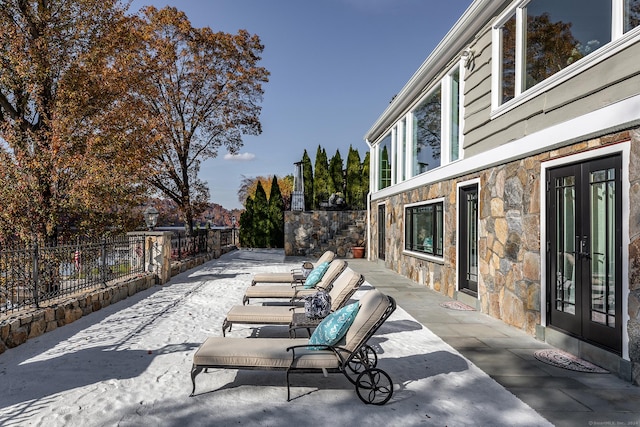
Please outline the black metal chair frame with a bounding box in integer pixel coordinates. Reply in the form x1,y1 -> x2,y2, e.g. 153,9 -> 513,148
190,294 -> 396,405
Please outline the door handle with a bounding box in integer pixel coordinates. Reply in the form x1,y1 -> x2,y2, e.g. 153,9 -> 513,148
578,236 -> 591,260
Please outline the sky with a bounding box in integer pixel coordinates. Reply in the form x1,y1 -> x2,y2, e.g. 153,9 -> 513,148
128,0 -> 474,210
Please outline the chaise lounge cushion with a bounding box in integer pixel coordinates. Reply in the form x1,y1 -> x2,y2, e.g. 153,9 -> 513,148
243,259 -> 347,304
222,268 -> 364,335
193,337 -> 340,370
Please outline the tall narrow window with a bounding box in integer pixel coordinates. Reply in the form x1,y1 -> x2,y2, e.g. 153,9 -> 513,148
412,87 -> 442,175
400,118 -> 407,181
378,134 -> 391,190
449,67 -> 460,162
501,13 -> 516,104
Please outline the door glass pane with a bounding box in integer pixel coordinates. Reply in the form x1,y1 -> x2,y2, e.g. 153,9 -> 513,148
555,176 -> 576,314
590,168 -> 616,326
466,191 -> 478,283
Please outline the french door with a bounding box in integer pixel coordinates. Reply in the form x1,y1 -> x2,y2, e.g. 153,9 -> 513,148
458,185 -> 478,295
547,155 -> 622,354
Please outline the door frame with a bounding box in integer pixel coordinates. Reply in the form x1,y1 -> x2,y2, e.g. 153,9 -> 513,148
540,142 -> 631,360
456,178 -> 481,297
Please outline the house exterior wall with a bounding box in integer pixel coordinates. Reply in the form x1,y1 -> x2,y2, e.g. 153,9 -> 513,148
369,129 -> 640,381
364,0 -> 640,383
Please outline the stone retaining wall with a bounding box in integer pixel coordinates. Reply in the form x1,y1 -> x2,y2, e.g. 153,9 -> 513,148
284,210 -> 366,257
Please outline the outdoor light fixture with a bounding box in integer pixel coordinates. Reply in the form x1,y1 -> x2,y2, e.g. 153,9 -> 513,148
461,48 -> 475,71
231,216 -> 237,228
143,206 -> 159,231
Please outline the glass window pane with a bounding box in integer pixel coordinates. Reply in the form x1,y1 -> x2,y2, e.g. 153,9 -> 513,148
404,202 -> 444,257
501,13 -> 516,104
400,118 -> 406,181
412,87 -> 442,175
450,67 -> 460,161
625,0 -> 640,32
590,168 -> 616,327
555,176 -> 576,314
524,0 -> 611,91
378,134 -> 391,190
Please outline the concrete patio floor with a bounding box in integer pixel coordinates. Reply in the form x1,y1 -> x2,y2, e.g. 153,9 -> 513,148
0,248 -> 638,426
345,257 -> 640,427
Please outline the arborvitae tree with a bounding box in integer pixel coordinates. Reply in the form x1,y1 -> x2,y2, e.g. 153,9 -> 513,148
345,146 -> 363,209
360,151 -> 371,209
313,146 -> 333,209
268,175 -> 285,247
329,149 -> 344,195
253,181 -> 270,247
302,150 -> 314,211
239,197 -> 255,248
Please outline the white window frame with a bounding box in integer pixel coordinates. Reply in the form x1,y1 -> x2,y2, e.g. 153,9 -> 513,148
491,0 -> 640,117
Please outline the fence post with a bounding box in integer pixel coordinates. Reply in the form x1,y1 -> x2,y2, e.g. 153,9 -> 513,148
101,238 -> 108,284
32,239 -> 39,308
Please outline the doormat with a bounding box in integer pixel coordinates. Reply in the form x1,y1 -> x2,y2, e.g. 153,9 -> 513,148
440,301 -> 475,311
533,349 -> 609,373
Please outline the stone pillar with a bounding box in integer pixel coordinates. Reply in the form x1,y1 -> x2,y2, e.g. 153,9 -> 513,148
127,231 -> 172,284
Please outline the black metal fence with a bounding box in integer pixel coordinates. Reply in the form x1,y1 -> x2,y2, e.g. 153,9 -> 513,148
0,235 -> 146,315
169,229 -> 209,260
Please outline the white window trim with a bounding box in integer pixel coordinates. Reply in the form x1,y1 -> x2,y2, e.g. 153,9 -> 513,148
491,0 -> 640,118
403,198 -> 446,262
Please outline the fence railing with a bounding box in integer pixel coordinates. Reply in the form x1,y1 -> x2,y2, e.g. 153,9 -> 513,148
169,229 -> 209,261
0,235 -> 147,315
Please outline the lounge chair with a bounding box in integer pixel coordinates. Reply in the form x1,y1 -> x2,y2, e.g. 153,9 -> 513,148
250,250 -> 336,285
190,289 -> 397,404
222,266 -> 364,336
242,259 -> 347,305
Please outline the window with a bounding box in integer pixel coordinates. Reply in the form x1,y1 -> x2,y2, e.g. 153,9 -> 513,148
495,0 -> 639,108
405,201 -> 444,257
400,118 -> 407,181
373,63 -> 462,188
378,133 -> 391,190
448,67 -> 461,162
412,86 -> 442,175
626,0 -> 640,32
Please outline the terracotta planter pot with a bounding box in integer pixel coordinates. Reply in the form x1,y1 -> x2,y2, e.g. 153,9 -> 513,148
351,246 -> 365,258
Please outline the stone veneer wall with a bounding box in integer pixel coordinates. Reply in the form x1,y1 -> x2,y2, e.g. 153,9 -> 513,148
371,128 -> 640,382
284,210 -> 366,258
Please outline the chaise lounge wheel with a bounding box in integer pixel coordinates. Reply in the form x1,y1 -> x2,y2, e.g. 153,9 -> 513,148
347,345 -> 377,375
355,368 -> 393,405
